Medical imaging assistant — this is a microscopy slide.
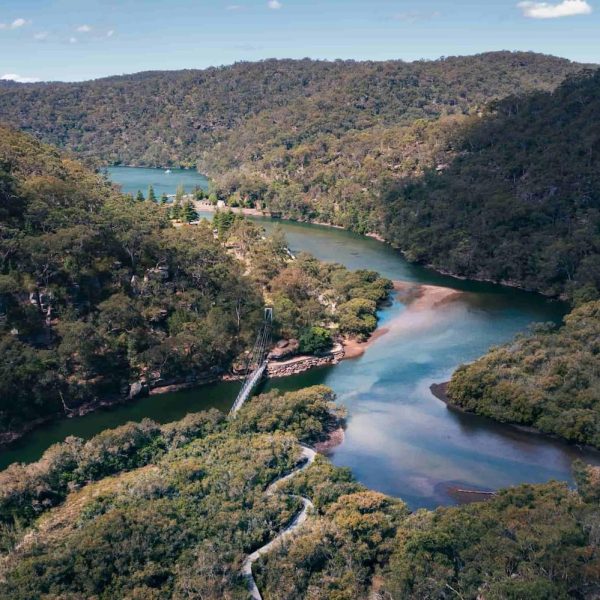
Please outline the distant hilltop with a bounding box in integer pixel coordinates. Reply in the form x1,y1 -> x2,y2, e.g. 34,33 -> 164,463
0,51 -> 584,166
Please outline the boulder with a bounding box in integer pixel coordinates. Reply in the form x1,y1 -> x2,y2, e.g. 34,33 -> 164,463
129,381 -> 148,400
269,338 -> 300,360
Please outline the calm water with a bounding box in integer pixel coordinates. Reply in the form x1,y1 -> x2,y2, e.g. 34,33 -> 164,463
105,166 -> 209,197
2,166 -> 598,509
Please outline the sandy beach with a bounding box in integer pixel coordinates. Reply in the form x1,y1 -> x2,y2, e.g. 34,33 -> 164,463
342,281 -> 463,359
392,280 -> 464,310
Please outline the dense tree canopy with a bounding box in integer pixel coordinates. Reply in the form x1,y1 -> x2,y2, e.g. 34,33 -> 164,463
0,125 -> 265,436
0,386 -> 344,598
0,126 -> 391,439
377,70 -> 600,299
448,300 -> 600,447
3,386 -> 598,600
381,480 -> 600,599
211,69 -> 600,300
415,71 -> 600,453
0,52 -> 580,167
0,52 -> 594,297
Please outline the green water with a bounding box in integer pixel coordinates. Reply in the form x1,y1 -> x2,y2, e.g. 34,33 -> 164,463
2,166 -> 598,510
105,166 -> 209,198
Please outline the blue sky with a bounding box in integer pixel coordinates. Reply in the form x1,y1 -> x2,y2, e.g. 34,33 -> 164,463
1,0 -> 598,82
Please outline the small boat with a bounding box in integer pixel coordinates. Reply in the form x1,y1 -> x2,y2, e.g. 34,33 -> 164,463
165,169 -> 172,174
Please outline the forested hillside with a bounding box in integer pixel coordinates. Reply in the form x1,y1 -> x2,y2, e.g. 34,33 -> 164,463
0,126 -> 390,440
0,52 -> 594,297
215,68 -> 600,299
433,72 -> 600,448
0,52 -> 581,167
1,386 -> 599,599
378,69 -> 600,298
0,125 -> 262,438
448,300 -> 600,448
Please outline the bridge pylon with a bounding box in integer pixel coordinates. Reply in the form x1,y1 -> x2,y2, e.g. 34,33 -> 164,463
229,307 -> 273,416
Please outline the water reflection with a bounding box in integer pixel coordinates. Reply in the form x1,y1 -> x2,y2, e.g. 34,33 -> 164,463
317,295 -> 600,509
1,167 -> 595,511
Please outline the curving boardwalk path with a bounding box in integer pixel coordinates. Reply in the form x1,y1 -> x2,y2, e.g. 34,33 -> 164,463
241,445 -> 316,600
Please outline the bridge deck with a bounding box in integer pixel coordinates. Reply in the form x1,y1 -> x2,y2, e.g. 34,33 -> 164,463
230,361 -> 267,415
229,308 -> 272,417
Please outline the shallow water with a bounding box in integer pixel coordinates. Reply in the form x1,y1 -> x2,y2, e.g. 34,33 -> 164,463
2,167 -> 598,510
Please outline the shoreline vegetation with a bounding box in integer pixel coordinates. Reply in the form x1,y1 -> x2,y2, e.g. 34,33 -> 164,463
444,300 -> 600,450
115,160 -> 574,304
0,126 -> 395,454
115,166 -> 565,299
0,279 -> 462,452
190,196 -> 558,297
343,280 -> 464,358
2,54 -> 588,299
430,380 -> 600,455
3,384 -> 598,599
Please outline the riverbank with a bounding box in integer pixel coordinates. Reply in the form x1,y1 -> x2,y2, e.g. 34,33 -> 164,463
193,200 -> 271,218
0,340 -> 346,451
0,391 -> 132,448
111,163 -> 564,301
227,204 -> 560,299
431,380 -> 542,431
343,281 -> 464,359
432,379 -> 557,436
268,344 -> 345,377
430,381 -> 600,454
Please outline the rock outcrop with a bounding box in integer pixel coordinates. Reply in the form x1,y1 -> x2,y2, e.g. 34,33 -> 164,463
267,344 -> 344,378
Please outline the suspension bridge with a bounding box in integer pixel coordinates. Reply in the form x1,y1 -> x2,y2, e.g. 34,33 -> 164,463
229,307 -> 273,416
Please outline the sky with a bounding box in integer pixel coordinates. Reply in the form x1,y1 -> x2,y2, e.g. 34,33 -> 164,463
0,0 -> 598,82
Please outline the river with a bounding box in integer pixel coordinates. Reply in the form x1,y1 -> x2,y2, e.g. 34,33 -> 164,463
1,166 -> 597,510
105,166 -> 210,197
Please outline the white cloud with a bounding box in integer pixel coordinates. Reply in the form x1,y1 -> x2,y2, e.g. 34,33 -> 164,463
227,4 -> 243,10
106,29 -> 114,37
33,31 -> 48,40
10,18 -> 28,28
1,73 -> 40,83
267,0 -> 282,9
77,24 -> 91,32
518,0 -> 593,18
69,36 -> 77,43
0,17 -> 30,30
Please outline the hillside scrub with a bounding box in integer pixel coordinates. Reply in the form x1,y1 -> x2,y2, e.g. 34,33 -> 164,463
216,69 -> 600,300
378,70 -> 600,300
0,127 -> 391,438
0,52 -> 580,167
448,300 -> 600,448
381,480 -> 600,599
0,125 -> 263,435
0,55 -> 596,298
216,212 -> 392,340
0,385 -> 340,529
2,391 -> 600,599
0,386 -> 344,598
